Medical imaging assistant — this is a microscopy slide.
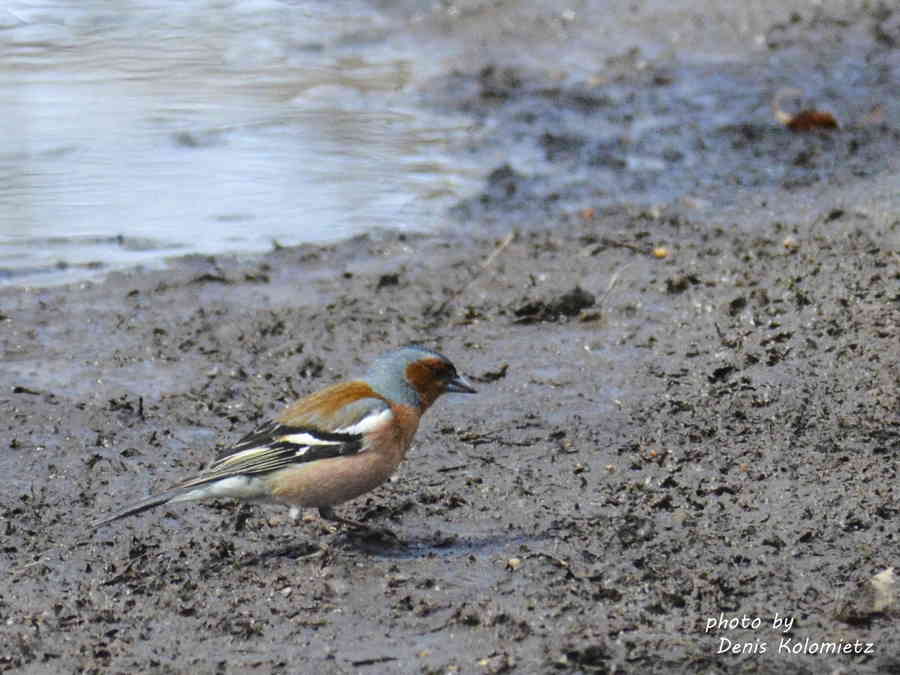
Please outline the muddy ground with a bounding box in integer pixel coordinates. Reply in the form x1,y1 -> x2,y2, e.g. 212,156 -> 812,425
3,4 -> 900,675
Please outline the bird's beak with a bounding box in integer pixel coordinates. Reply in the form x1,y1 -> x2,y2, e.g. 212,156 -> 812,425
446,374 -> 477,394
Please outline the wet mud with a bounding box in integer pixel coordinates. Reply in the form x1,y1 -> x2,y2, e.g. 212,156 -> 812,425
2,4 -> 900,674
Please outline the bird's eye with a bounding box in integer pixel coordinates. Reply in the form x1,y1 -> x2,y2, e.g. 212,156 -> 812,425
432,362 -> 455,381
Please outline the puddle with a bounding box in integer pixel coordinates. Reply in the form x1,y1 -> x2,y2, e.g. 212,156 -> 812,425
0,1 -> 483,287
4,1 -> 897,287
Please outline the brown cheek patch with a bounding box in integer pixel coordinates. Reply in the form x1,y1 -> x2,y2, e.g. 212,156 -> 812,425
405,359 -> 444,410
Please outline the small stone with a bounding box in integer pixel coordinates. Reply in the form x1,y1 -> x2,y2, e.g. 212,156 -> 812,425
783,236 -> 800,252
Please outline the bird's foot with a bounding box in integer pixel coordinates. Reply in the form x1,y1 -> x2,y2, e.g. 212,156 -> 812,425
318,507 -> 403,545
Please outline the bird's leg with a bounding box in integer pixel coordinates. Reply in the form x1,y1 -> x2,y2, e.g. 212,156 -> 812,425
318,506 -> 399,541
285,506 -> 329,559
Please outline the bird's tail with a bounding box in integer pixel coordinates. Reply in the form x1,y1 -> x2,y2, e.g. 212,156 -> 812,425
92,486 -> 199,529
93,474 -> 262,529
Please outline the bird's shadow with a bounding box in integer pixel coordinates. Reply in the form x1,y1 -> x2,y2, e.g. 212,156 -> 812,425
353,529 -> 553,560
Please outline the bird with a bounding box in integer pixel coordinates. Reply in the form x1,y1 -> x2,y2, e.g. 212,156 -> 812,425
93,345 -> 476,536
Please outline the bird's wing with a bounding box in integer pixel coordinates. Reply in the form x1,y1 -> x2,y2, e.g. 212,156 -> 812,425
176,397 -> 393,490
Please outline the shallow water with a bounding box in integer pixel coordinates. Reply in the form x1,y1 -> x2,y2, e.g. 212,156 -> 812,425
0,0 -> 483,286
1,0 -> 887,287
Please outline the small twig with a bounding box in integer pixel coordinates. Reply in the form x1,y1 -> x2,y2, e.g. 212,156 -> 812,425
525,551 -> 570,569
525,551 -> 591,581
422,619 -> 454,634
479,230 -> 515,271
12,557 -> 51,576
596,264 -> 629,309
351,657 -> 398,667
12,537 -> 94,576
6,9 -> 29,24
434,231 -> 515,315
436,464 -> 468,473
100,551 -> 159,586
599,237 -> 646,254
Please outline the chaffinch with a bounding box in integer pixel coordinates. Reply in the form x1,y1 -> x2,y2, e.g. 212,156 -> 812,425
93,346 -> 476,534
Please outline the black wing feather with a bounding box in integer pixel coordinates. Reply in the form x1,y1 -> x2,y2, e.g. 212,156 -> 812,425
223,420 -> 361,459
185,422 -> 364,490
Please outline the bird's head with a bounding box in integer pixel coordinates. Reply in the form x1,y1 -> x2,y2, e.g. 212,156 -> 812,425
366,345 -> 476,411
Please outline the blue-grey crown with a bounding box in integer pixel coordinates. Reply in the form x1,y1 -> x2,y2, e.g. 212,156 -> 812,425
364,345 -> 451,407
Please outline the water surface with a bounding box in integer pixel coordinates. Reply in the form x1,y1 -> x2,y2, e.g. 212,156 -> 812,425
0,1 -> 481,286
